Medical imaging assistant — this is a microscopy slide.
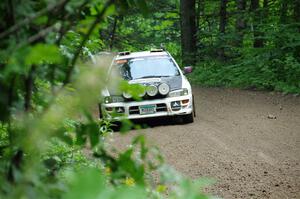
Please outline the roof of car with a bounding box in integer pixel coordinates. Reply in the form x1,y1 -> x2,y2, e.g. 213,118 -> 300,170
115,51 -> 169,60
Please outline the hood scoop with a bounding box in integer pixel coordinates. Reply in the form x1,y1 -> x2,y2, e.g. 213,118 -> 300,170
129,78 -> 161,84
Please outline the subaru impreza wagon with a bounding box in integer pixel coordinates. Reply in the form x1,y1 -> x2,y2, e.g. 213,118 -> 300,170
99,49 -> 195,123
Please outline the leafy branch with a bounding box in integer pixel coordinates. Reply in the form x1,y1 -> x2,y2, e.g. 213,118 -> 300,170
63,0 -> 115,85
0,0 -> 69,40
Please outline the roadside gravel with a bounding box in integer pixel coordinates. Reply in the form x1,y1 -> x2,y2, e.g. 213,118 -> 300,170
110,87 -> 300,198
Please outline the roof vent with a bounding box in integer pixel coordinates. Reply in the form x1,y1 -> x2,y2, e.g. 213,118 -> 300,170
118,51 -> 130,56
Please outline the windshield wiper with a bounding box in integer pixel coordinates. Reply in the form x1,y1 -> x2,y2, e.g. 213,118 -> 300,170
136,75 -> 171,79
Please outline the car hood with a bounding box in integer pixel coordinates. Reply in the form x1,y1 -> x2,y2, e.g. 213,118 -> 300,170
129,76 -> 182,90
105,75 -> 182,96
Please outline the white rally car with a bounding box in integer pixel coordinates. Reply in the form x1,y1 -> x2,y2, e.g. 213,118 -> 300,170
99,49 -> 195,123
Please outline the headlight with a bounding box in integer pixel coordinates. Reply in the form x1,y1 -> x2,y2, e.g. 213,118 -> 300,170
103,96 -> 124,104
182,88 -> 189,95
168,88 -> 189,97
139,90 -> 146,97
123,92 -> 132,99
146,85 -> 158,96
104,96 -> 111,104
158,83 -> 170,95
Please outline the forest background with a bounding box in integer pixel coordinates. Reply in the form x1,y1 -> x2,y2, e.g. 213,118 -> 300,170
0,0 -> 299,198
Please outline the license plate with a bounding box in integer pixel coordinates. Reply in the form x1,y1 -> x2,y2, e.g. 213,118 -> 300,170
139,105 -> 156,115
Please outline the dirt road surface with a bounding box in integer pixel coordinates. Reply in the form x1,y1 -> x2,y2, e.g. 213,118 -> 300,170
110,87 -> 300,198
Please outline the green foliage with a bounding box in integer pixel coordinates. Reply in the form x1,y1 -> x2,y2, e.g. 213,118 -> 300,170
104,0 -> 181,59
105,0 -> 300,93
119,80 -> 146,101
191,37 -> 300,93
0,122 -> 8,148
0,2 -> 212,198
25,44 -> 62,66
32,78 -> 52,111
186,0 -> 300,94
64,168 -> 148,199
2,0 -> 299,198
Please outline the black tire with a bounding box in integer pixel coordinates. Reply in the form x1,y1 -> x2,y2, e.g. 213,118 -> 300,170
98,103 -> 103,119
181,112 -> 194,124
192,95 -> 196,117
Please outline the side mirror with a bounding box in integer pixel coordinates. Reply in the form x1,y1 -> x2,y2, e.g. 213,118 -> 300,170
183,66 -> 193,74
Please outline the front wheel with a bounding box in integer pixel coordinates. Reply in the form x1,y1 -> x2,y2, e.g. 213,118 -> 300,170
181,112 -> 194,124
98,103 -> 103,119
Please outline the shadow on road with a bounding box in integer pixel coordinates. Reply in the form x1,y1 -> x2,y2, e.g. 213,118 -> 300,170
111,116 -> 182,132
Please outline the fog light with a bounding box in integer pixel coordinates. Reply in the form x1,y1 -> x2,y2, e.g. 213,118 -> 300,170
146,85 -> 158,96
115,107 -> 125,113
158,83 -> 170,95
182,99 -> 189,104
105,107 -> 113,112
123,92 -> 132,99
171,101 -> 181,111
104,96 -> 111,104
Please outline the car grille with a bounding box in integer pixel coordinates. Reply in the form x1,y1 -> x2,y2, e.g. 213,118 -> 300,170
125,94 -> 166,102
129,103 -> 167,115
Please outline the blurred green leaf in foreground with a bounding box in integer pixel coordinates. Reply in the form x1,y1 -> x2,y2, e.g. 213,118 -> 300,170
0,1 -> 214,198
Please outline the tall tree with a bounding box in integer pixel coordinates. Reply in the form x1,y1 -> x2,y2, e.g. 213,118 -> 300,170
196,0 -> 205,61
218,0 -> 228,60
109,16 -> 118,50
294,0 -> 300,60
234,0 -> 246,47
279,0 -> 288,24
294,0 -> 300,31
250,0 -> 264,48
180,0 -> 197,65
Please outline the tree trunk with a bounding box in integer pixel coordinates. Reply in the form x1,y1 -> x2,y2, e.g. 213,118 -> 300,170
250,0 -> 264,48
263,0 -> 268,15
235,0 -> 246,47
218,0 -> 228,60
24,66 -> 36,111
294,0 -> 300,31
109,16 -> 118,50
180,0 -> 197,66
7,150 -> 23,183
280,0 -> 288,24
294,0 -> 300,60
0,0 -> 16,122
196,0 -> 204,61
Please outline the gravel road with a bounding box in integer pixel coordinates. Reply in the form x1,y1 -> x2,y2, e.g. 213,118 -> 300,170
110,87 -> 300,198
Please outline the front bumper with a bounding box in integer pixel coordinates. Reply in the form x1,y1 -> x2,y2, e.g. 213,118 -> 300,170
101,94 -> 193,120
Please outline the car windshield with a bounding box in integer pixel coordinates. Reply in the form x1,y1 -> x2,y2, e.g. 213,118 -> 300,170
116,56 -> 180,80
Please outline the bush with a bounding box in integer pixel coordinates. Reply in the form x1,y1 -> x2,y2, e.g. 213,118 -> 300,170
191,52 -> 300,94
0,61 -> 212,199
